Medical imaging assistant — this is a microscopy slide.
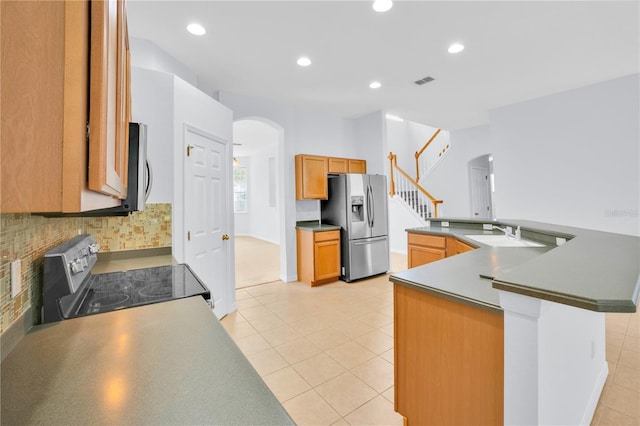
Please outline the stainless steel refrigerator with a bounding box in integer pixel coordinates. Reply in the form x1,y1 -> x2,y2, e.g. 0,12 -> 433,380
321,174 -> 389,282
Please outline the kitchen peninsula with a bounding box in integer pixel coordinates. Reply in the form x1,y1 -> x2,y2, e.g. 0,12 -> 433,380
390,218 -> 639,426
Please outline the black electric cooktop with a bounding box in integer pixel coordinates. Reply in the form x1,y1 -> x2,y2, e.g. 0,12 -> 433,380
75,264 -> 210,317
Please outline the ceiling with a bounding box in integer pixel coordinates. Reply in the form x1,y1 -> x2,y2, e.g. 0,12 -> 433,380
126,1 -> 639,130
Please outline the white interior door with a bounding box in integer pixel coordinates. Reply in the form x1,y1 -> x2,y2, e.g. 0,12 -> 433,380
184,125 -> 229,318
470,166 -> 492,219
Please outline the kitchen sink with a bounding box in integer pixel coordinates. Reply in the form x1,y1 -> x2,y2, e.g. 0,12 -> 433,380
465,234 -> 545,247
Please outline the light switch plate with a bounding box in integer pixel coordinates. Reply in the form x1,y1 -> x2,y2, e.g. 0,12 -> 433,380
11,260 -> 21,298
441,221 -> 450,227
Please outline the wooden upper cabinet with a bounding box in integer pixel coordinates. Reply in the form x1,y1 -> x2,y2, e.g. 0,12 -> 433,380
295,155 -> 328,200
328,157 -> 348,174
88,0 -> 130,198
348,159 -> 367,174
328,157 -> 367,174
1,0 -> 124,213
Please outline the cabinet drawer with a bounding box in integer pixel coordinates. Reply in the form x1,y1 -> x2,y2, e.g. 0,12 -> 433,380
408,233 -> 446,249
314,230 -> 340,242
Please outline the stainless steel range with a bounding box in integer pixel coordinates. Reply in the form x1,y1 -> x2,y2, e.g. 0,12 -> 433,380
42,234 -> 210,324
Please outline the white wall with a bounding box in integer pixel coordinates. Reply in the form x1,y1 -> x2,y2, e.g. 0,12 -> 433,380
428,125 -> 493,218
354,111 -> 385,175
490,73 -> 639,236
130,67 -> 174,203
130,38 -> 198,87
248,144 -> 280,244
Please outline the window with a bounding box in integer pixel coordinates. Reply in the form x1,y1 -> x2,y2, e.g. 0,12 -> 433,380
233,165 -> 248,213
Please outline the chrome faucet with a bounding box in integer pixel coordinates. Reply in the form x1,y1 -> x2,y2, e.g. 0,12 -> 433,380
493,225 -> 521,239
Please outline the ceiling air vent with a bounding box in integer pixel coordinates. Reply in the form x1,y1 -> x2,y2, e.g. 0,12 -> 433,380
414,76 -> 435,85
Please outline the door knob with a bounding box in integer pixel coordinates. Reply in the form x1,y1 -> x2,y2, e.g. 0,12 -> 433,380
222,234 -> 230,241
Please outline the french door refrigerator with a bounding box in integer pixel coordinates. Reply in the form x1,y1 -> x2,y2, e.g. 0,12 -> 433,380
321,174 -> 390,282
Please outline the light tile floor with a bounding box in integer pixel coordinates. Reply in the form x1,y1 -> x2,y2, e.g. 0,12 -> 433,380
221,252 -> 639,425
235,236 -> 281,289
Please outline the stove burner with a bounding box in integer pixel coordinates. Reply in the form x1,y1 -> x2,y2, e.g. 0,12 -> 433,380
89,293 -> 130,309
138,284 -> 172,298
91,280 -> 133,293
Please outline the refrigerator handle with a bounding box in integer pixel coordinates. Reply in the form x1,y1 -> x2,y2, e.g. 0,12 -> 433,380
366,185 -> 372,228
368,184 -> 374,228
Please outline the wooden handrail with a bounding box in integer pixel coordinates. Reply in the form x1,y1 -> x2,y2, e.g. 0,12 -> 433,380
388,151 -> 443,217
414,128 -> 441,181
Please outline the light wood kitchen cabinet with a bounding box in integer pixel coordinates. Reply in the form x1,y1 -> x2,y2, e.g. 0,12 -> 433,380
88,0 -> 131,198
408,233 -> 478,267
348,159 -> 367,174
296,229 -> 341,286
407,233 -> 447,268
327,157 -> 349,174
394,283 -> 504,425
1,0 -> 130,213
295,154 -> 367,200
295,155 -> 328,200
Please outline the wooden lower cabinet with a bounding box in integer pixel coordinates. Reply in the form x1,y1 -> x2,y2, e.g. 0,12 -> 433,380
394,284 -> 504,425
407,233 -> 447,268
296,229 -> 340,286
408,232 -> 478,267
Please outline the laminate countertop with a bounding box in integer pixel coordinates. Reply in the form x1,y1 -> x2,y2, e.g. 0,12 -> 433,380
1,296 -> 294,425
390,218 -> 639,313
295,220 -> 341,232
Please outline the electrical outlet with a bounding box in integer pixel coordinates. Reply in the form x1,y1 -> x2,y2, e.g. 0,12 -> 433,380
11,260 -> 22,298
483,224 -> 493,230
556,237 -> 567,246
441,221 -> 450,227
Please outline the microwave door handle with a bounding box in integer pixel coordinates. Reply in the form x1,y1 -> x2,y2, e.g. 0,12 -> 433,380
145,161 -> 153,201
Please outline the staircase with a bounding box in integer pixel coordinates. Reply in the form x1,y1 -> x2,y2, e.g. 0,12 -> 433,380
388,153 -> 443,219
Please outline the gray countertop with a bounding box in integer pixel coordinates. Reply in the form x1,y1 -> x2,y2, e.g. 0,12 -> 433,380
391,219 -> 639,313
1,297 -> 294,425
296,220 -> 341,232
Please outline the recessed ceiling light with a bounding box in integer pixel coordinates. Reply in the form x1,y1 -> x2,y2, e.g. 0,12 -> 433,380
187,23 -> 206,36
369,81 -> 382,89
448,43 -> 465,54
297,57 -> 312,67
373,0 -> 393,12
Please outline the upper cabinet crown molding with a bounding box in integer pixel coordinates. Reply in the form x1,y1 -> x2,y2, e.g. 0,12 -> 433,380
1,0 -> 131,213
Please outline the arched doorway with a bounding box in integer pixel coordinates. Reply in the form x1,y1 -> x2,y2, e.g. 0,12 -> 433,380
232,118 -> 286,288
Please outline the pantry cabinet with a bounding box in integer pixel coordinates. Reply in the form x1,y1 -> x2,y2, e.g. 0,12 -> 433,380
0,0 -> 130,213
296,229 -> 341,286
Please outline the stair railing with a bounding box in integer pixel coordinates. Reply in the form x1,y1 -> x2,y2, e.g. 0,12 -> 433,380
389,152 -> 443,218
414,128 -> 441,181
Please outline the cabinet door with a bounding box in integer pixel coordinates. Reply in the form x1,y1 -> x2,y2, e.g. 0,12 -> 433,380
295,155 -> 328,199
328,157 -> 348,174
314,240 -> 340,281
408,245 -> 446,268
455,239 -> 477,255
348,159 -> 367,174
88,0 -> 129,198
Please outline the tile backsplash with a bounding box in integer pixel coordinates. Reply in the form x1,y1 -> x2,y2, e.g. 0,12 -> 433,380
0,203 -> 172,335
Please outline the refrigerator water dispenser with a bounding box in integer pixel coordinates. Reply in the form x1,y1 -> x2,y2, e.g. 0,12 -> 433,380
351,196 -> 364,222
